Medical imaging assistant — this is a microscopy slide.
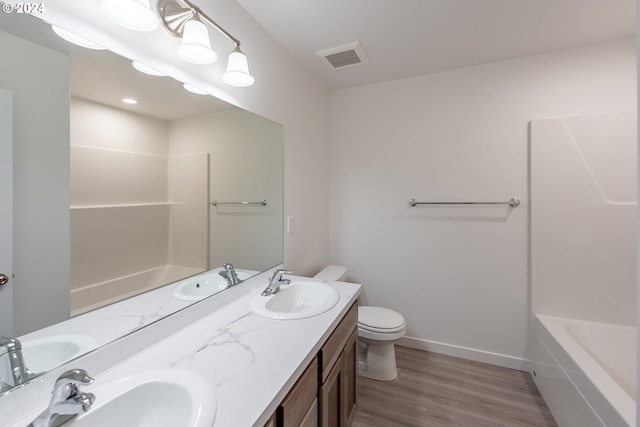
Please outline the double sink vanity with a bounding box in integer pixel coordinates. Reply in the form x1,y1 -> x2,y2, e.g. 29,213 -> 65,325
0,267 -> 361,427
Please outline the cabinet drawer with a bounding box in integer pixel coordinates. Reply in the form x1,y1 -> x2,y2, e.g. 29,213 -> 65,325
319,301 -> 358,382
280,357 -> 318,427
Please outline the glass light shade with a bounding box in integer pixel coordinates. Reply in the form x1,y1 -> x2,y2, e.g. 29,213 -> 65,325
51,26 -> 105,50
132,61 -> 165,76
100,0 -> 158,32
177,20 -> 217,65
183,83 -> 209,95
222,49 -> 255,87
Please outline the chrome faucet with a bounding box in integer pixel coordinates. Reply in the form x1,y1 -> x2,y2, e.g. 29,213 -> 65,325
261,269 -> 293,296
29,369 -> 95,427
219,263 -> 241,286
0,336 -> 36,392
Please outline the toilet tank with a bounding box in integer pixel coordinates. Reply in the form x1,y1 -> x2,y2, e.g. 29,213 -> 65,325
313,265 -> 347,282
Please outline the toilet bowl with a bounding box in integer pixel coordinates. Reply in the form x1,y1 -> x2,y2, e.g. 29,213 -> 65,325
313,265 -> 406,381
357,306 -> 406,381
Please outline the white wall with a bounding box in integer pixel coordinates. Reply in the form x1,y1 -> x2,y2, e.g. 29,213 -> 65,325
169,108 -> 283,272
0,30 -> 70,336
329,38 -> 637,368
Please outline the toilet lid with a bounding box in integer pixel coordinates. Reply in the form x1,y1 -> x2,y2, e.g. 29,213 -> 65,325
358,306 -> 405,331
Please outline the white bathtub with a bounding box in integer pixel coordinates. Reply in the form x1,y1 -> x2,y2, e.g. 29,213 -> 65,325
71,264 -> 204,315
532,315 -> 636,427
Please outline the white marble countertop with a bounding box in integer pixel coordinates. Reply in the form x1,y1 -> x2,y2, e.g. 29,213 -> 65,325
20,266 -> 257,351
6,276 -> 361,427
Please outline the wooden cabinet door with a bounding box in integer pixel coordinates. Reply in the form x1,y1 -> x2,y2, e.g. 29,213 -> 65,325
280,358 -> 318,427
265,412 -> 277,427
319,350 -> 344,427
342,330 -> 358,426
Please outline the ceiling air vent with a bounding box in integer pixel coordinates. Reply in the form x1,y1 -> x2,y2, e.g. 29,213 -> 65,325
316,41 -> 370,70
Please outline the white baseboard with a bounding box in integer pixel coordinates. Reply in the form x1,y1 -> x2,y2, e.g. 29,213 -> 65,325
398,336 -> 531,372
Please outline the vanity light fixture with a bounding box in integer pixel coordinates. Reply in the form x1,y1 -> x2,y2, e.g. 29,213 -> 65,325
157,0 -> 255,87
222,46 -> 255,87
176,17 -> 217,64
183,83 -> 208,95
100,0 -> 159,32
51,26 -> 105,50
132,61 -> 166,76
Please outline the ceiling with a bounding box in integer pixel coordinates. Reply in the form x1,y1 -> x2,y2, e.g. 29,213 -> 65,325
235,0 -> 636,91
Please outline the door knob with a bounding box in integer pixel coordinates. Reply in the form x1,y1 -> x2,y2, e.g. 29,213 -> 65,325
0,273 -> 8,286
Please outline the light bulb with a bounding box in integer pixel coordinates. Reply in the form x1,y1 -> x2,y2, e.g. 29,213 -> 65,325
177,19 -> 217,65
183,83 -> 209,95
222,48 -> 254,87
100,0 -> 158,32
52,26 -> 105,50
132,61 -> 165,76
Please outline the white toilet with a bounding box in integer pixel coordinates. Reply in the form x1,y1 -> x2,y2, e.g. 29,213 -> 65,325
313,265 -> 406,381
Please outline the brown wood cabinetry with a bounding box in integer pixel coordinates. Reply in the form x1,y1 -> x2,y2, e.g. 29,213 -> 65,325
319,328 -> 357,427
280,358 -> 319,427
267,301 -> 358,427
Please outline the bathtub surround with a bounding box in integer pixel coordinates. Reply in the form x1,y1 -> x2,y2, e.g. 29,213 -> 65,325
70,98 -> 208,313
530,111 -> 637,425
329,38 -> 636,370
530,111 -> 637,325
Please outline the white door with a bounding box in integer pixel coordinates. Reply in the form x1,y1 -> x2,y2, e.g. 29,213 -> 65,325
0,89 -> 13,336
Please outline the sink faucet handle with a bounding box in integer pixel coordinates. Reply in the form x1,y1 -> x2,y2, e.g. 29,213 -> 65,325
0,336 -> 21,355
270,269 -> 293,283
55,369 -> 94,387
51,369 -> 94,404
73,391 -> 96,411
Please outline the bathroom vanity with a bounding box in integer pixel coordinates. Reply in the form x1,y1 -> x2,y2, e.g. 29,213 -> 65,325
0,271 -> 361,427
266,301 -> 358,427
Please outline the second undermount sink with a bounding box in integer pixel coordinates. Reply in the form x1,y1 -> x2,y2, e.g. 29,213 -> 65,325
71,369 -> 216,427
250,281 -> 340,320
21,334 -> 99,373
172,270 -> 252,301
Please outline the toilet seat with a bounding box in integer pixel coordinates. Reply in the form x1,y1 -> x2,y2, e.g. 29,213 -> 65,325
358,306 -> 406,333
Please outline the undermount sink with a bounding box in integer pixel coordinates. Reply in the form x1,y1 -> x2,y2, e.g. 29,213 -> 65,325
172,271 -> 252,301
71,369 -> 216,427
250,280 -> 340,320
21,334 -> 99,373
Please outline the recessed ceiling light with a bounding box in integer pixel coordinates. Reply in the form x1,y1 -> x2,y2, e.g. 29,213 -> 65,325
122,98 -> 138,104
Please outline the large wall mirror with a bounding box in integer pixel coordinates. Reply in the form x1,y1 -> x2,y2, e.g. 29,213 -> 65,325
0,10 -> 283,393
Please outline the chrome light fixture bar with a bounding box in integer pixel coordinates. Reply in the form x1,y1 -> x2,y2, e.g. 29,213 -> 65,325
157,0 -> 254,87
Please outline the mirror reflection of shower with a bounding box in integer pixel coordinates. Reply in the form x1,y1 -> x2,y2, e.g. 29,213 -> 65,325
70,97 -> 283,315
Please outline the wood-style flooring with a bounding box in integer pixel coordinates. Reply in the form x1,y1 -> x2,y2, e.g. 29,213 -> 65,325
353,346 -> 558,427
